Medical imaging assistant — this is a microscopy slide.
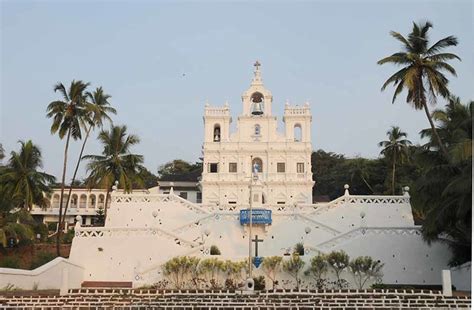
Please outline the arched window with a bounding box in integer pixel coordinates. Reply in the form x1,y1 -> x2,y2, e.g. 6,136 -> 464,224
88,194 -> 96,208
71,194 -> 78,208
98,194 -> 105,208
294,124 -> 302,142
79,194 -> 87,208
252,157 -> 263,173
254,124 -> 261,136
52,194 -> 60,208
213,124 -> 221,142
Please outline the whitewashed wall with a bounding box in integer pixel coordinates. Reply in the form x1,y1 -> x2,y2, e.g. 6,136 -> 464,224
67,191 -> 460,288
0,258 -> 83,290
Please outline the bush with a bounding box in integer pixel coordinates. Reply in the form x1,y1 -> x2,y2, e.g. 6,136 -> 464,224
34,224 -> 48,241
210,245 -> 221,255
30,251 -> 57,269
62,228 -> 75,244
326,250 -> 350,289
0,256 -> 21,269
305,254 -> 328,289
47,222 -> 57,232
294,242 -> 305,256
253,275 -> 266,290
349,256 -> 384,289
282,254 -> 305,290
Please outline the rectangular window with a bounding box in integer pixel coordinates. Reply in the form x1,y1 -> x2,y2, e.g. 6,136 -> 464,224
163,191 -> 170,195
196,192 -> 202,203
297,163 -> 305,173
209,163 -> 218,173
228,201 -> 237,204
277,162 -> 286,173
179,192 -> 188,199
229,162 -> 237,173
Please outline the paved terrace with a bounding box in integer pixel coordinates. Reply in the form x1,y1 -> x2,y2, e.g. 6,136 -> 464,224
0,289 -> 471,309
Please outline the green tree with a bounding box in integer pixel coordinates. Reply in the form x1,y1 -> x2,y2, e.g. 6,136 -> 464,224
378,21 -> 461,158
62,87 -> 116,229
46,80 -> 90,255
0,140 -> 55,210
0,144 -> 4,162
157,159 -> 202,181
305,254 -> 328,289
378,126 -> 412,194
349,256 -> 384,289
162,256 -> 193,289
282,254 -> 305,290
411,97 -> 472,266
83,125 -> 144,221
326,250 -> 349,289
262,256 -> 283,290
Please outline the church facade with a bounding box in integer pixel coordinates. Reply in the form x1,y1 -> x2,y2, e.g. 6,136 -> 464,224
201,62 -> 314,205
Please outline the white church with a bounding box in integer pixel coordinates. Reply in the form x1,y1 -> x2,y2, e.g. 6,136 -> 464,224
0,63 -> 470,292
201,61 -> 313,206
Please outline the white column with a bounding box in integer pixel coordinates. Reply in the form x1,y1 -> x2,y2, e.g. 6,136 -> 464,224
442,270 -> 453,296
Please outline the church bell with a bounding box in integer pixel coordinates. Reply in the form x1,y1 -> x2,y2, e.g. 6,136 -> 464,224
251,102 -> 264,115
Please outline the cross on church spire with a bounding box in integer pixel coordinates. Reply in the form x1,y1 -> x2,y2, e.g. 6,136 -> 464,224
251,60 -> 263,86
254,60 -> 261,71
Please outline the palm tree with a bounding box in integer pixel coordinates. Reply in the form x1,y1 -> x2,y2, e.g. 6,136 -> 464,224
378,126 -> 412,195
83,125 -> 144,221
46,80 -> 89,255
378,21 -> 461,158
411,98 -> 472,266
0,140 -> 55,210
61,87 -> 116,229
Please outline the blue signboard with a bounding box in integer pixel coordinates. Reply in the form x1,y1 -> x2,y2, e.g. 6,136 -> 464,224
240,209 -> 272,225
253,256 -> 263,268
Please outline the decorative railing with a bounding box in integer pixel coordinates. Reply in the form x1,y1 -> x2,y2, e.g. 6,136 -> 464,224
204,106 -> 230,116
75,226 -> 199,249
111,194 -> 209,215
310,195 -> 410,215
284,106 -> 311,116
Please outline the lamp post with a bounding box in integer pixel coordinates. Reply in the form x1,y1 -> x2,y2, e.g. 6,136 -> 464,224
248,156 -> 254,278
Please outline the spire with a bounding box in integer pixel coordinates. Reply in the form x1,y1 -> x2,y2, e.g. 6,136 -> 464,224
251,60 -> 263,86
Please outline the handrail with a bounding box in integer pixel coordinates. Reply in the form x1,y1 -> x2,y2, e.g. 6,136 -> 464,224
314,226 -> 422,251
75,226 -> 200,248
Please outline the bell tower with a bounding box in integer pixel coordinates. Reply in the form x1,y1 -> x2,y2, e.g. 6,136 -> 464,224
241,61 -> 273,116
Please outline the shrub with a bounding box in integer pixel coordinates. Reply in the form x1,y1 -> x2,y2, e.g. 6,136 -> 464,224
294,242 -> 305,256
223,260 -> 246,289
62,228 -> 75,244
200,258 -> 225,288
210,245 -> 221,255
349,256 -> 384,289
282,254 -> 305,290
262,256 -> 283,290
47,222 -> 57,232
326,250 -> 350,289
162,256 -> 194,289
0,256 -> 21,269
30,251 -> 57,269
34,224 -> 48,242
253,275 -> 266,290
305,254 -> 328,289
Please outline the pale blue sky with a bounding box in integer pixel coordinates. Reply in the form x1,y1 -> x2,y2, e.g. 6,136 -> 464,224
1,1 -> 473,180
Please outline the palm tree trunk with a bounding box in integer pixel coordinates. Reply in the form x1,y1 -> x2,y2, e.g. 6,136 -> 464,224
392,152 -> 396,195
422,100 -> 450,159
61,125 -> 92,229
103,187 -> 111,224
56,128 -> 72,256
